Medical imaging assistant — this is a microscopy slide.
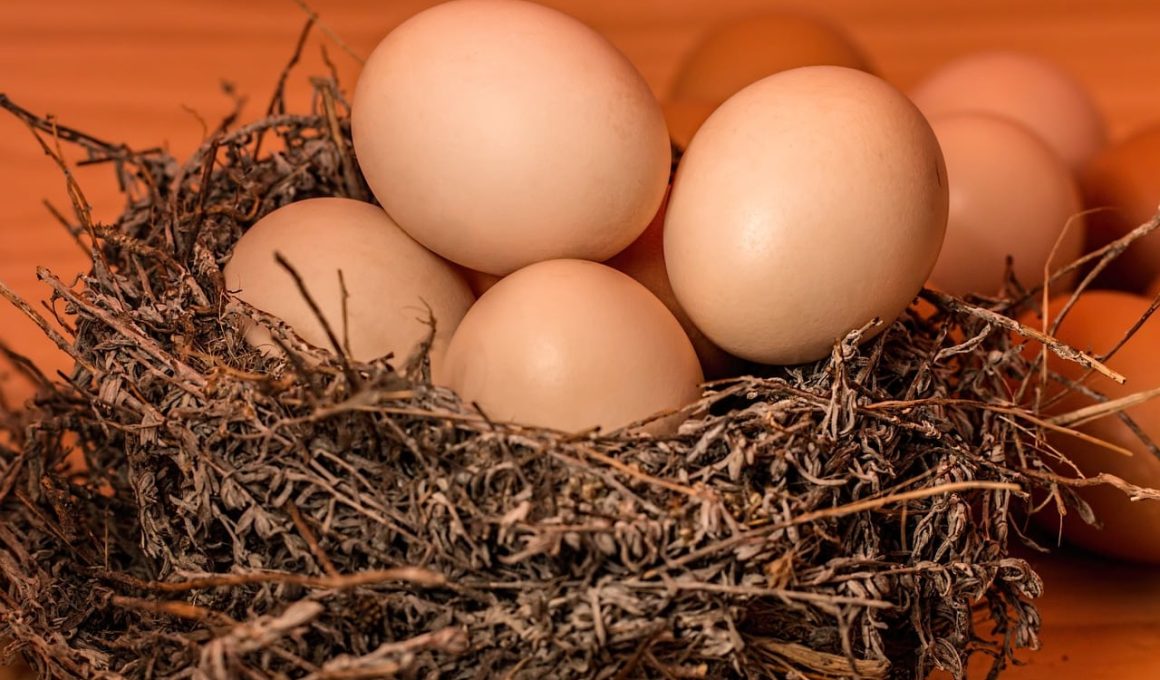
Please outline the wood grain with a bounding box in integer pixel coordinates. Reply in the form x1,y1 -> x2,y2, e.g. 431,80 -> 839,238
2,1 -> 1160,678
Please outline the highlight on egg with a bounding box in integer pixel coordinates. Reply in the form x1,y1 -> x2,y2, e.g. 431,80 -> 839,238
224,197 -> 475,370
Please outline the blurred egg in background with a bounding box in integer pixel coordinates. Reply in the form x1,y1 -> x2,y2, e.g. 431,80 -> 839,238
1020,291 -> 1160,564
927,112 -> 1083,296
911,51 -> 1106,171
1081,124 -> 1160,292
669,12 -> 872,105
662,12 -> 871,151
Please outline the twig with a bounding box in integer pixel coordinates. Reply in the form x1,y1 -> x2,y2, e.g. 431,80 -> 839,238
289,0 -> 367,64
921,288 -> 1125,384
273,252 -> 362,389
101,566 -> 446,593
110,595 -> 236,626
286,501 -> 339,578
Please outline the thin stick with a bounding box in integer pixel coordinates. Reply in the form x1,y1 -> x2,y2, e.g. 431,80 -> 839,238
273,252 -> 362,389
1010,212 -> 1160,308
289,0 -> 366,64
921,288 -> 1125,384
559,446 -> 710,501
102,566 -> 445,593
652,481 -> 1020,573
267,17 -> 316,117
110,595 -> 236,626
1047,386 -> 1160,428
286,501 -> 339,578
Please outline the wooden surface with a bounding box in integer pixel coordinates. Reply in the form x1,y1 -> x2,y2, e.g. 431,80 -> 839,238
2,1 -> 1160,677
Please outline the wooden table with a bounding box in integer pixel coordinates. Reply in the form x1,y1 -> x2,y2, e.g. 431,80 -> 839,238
2,1 -> 1159,677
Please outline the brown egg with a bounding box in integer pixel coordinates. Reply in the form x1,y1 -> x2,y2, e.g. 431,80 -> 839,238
669,12 -> 871,105
928,113 -> 1083,296
665,66 -> 948,365
662,100 -> 716,152
224,198 -> 475,369
911,51 -> 1106,171
1082,124 -> 1160,292
438,259 -> 703,433
352,0 -> 670,275
1020,291 -> 1160,563
605,192 -> 745,379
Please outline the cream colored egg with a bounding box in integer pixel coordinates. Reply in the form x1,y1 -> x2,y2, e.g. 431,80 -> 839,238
438,259 -> 703,433
352,0 -> 670,275
665,66 -> 948,365
224,198 -> 474,369
928,113 -> 1083,296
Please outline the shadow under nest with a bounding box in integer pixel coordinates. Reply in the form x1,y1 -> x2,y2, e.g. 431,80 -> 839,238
0,73 -> 1150,680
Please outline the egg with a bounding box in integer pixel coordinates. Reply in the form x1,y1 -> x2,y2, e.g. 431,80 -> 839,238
928,113 -> 1083,296
1020,291 -> 1160,563
669,12 -> 871,106
1081,124 -> 1160,292
910,51 -> 1106,171
438,259 -> 703,433
605,191 -> 744,378
665,66 -> 948,365
224,198 -> 475,369
352,0 -> 670,275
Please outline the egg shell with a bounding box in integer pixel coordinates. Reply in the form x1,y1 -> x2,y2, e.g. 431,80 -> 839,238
352,0 -> 670,275
665,66 -> 948,365
910,51 -> 1106,171
1020,291 -> 1160,563
224,198 -> 475,369
669,12 -> 871,105
1081,124 -> 1160,292
928,113 -> 1083,296
605,191 -> 746,378
438,259 -> 703,433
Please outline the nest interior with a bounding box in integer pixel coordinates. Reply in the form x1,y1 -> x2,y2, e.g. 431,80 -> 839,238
0,61 -> 1148,680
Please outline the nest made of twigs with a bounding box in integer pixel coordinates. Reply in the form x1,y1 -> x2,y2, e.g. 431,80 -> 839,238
1,58 -> 1157,680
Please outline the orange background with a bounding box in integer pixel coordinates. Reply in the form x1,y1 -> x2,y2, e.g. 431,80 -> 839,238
2,1 -> 1159,677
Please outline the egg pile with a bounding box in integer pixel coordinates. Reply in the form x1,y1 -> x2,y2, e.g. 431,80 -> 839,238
224,0 -> 1160,560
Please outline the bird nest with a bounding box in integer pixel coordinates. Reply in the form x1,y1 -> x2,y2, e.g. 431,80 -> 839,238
0,67 -> 1156,680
